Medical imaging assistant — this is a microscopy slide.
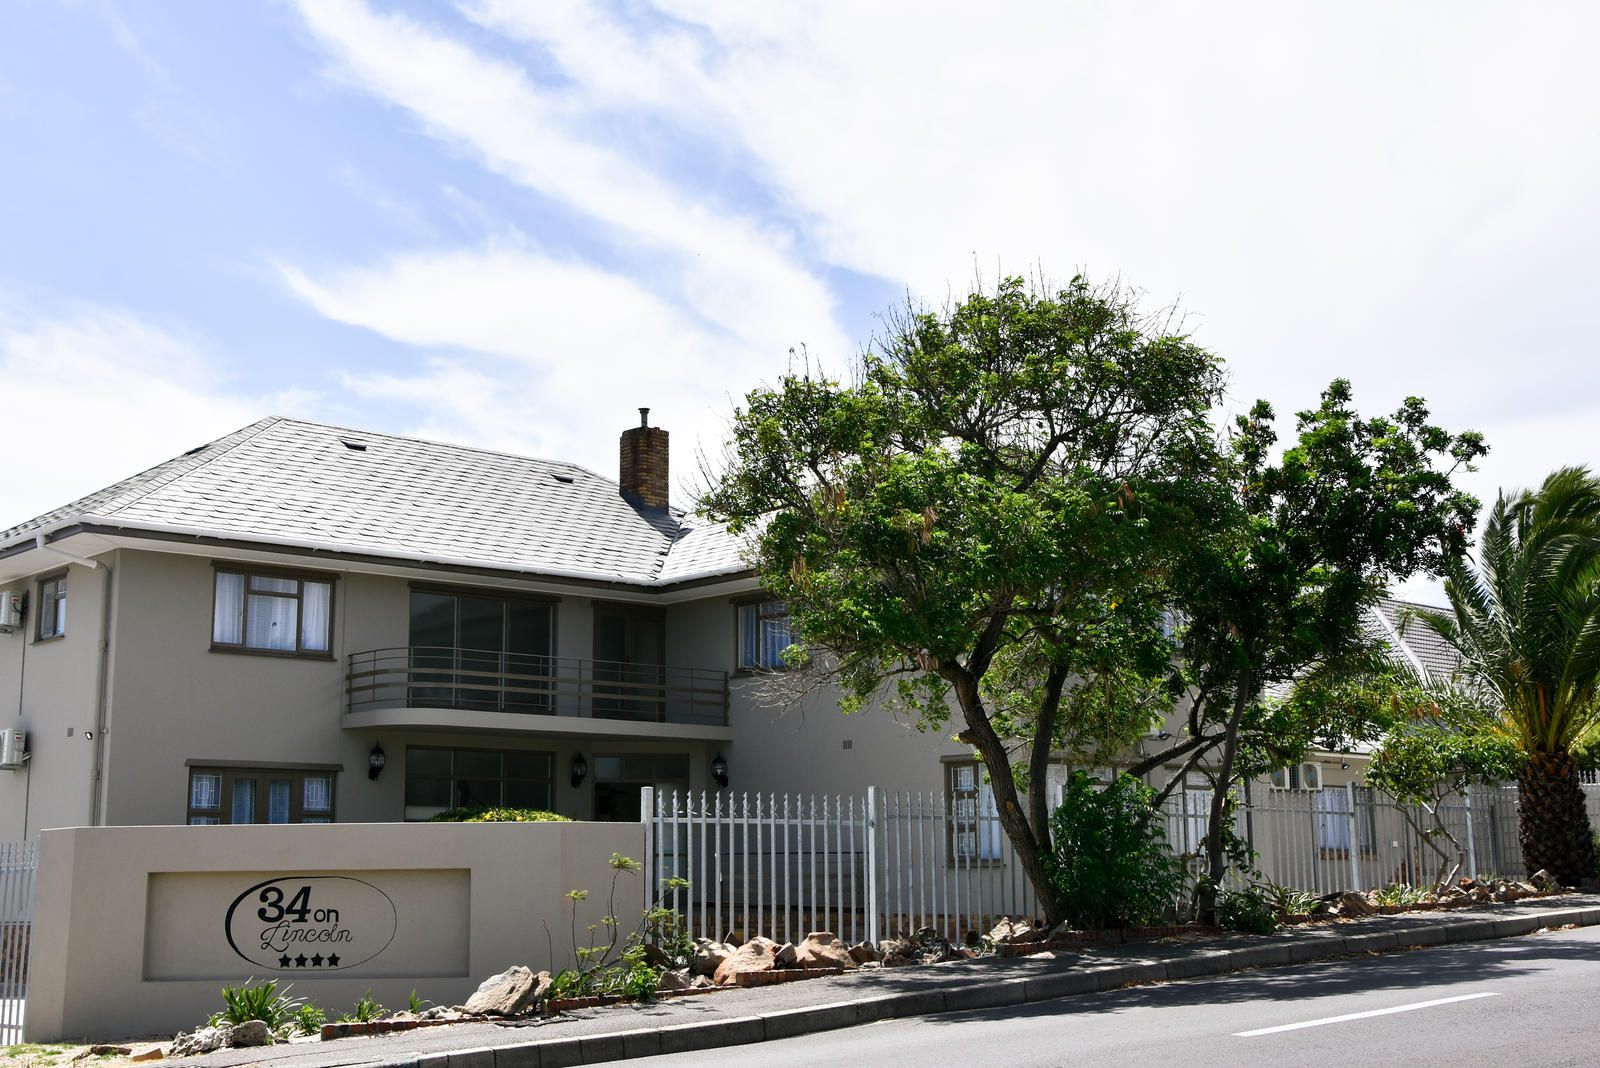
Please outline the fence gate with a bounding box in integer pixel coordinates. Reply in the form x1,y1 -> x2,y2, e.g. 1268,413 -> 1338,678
1,840 -> 37,1045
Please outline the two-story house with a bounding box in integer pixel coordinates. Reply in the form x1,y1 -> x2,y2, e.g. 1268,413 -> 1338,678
0,412 -> 972,838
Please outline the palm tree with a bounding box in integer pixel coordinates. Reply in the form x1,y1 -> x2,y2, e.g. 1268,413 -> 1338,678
1407,467 -> 1600,886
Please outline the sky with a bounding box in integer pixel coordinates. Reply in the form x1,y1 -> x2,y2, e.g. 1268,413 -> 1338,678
2,1 -> 1597,602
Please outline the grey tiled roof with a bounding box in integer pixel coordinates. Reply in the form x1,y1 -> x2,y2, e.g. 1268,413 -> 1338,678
1369,596 -> 1464,680
1,417 -> 752,587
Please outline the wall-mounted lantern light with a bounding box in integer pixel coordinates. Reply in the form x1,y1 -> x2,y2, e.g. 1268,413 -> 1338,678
368,742 -> 386,781
711,752 -> 729,789
571,753 -> 589,789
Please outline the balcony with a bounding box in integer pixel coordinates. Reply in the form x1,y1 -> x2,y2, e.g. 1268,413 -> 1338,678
344,646 -> 731,740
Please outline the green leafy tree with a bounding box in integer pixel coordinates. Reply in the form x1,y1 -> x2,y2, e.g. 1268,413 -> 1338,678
700,275 -> 1225,923
1366,711 -> 1520,889
1136,382 -> 1485,919
1405,467 -> 1600,885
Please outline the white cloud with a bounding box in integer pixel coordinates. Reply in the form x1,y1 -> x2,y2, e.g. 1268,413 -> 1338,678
0,302 -> 317,531
291,0 -> 849,365
280,245 -> 756,493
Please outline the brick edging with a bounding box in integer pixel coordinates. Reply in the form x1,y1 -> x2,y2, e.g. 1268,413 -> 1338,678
378,904 -> 1600,1068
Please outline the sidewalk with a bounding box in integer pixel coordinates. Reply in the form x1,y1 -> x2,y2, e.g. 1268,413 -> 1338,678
181,895 -> 1600,1068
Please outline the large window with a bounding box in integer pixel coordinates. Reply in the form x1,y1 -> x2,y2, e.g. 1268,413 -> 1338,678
404,746 -> 554,820
409,590 -> 554,711
187,766 -> 336,824
213,568 -> 334,655
736,600 -> 794,671
36,573 -> 66,640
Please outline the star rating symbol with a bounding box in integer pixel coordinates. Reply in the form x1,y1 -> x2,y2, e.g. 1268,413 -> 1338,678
327,953 -> 341,968
278,955 -> 292,968
294,954 -> 309,968
311,954 -> 324,967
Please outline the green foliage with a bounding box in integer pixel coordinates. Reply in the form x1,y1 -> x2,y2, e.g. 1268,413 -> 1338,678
406,990 -> 428,1014
1373,883 -> 1429,907
1216,887 -> 1278,934
427,806 -> 572,823
337,992 -> 383,1023
1046,772 -> 1183,929
1261,881 -> 1321,919
551,855 -> 690,1000
289,1003 -> 326,1037
1367,721 -> 1518,806
208,980 -> 302,1032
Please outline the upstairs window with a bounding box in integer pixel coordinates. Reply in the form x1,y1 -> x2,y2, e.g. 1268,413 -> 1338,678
737,599 -> 795,671
213,568 -> 334,655
36,573 -> 66,640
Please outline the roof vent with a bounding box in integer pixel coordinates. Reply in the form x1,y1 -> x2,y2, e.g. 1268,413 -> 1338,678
182,444 -> 207,457
340,438 -> 369,452
551,473 -> 575,484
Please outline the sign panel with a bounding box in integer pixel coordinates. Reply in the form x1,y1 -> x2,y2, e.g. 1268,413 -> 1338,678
143,869 -> 469,981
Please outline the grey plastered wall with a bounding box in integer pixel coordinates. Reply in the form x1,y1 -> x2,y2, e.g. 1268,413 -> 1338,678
0,561 -> 110,839
24,821 -> 646,1042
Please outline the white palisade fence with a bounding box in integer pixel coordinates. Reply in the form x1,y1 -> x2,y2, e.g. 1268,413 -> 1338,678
1,840 -> 37,1045
647,783 -> 1600,943
645,788 -> 1037,946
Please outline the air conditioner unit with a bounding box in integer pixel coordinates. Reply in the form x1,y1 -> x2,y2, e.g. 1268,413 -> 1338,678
0,592 -> 21,633
0,729 -> 26,770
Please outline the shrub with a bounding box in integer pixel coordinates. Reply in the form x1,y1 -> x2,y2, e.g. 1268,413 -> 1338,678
1373,883 -> 1429,907
337,992 -> 384,1023
209,980 -> 302,1032
1216,886 -> 1277,933
1261,881 -> 1320,919
289,1003 -> 326,1037
427,807 -> 572,823
1046,771 -> 1184,929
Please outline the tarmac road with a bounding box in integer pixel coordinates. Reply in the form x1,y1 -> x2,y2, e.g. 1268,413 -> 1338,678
629,924 -> 1600,1068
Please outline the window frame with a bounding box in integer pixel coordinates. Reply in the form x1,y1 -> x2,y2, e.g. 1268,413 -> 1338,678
210,564 -> 337,659
35,571 -> 67,642
186,764 -> 338,825
733,597 -> 797,673
944,759 -> 1004,865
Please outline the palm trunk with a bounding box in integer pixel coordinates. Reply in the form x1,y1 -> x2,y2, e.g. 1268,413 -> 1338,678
1517,751 -> 1596,886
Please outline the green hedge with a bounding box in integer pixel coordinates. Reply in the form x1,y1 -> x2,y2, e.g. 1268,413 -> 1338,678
426,806 -> 572,823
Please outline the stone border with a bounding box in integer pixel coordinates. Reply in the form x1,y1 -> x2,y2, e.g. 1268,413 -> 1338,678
366,903 -> 1600,1068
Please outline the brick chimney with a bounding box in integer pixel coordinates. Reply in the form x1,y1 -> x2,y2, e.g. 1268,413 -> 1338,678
619,407 -> 669,509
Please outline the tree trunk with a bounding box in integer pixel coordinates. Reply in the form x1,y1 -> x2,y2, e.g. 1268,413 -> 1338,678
1198,674 -> 1250,925
1516,751 -> 1596,886
949,673 -> 1066,926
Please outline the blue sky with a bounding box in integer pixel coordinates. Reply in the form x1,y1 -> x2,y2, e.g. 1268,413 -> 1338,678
4,0 -> 1599,603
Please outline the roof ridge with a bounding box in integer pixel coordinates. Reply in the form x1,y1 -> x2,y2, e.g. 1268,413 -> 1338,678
262,415 -> 612,484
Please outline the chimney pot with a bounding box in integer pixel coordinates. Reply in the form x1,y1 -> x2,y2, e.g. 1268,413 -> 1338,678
639,407 -> 650,428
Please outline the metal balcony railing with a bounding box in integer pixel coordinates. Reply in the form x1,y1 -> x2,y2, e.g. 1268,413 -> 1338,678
346,646 -> 730,727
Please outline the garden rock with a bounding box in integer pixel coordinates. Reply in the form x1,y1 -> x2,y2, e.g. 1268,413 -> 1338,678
657,968 -> 694,992
774,942 -> 799,967
1531,869 -> 1557,891
419,1006 -> 471,1021
988,918 -> 1037,944
463,965 -> 550,1016
714,937 -> 779,986
228,1021 -> 270,1048
130,1048 -> 165,1062
796,931 -> 856,969
168,1027 -> 228,1058
849,940 -> 882,964
1335,891 -> 1375,917
75,1047 -> 132,1060
690,974 -> 715,989
692,939 -> 737,976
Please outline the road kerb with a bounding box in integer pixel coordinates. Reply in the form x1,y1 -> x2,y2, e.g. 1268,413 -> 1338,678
365,904 -> 1600,1068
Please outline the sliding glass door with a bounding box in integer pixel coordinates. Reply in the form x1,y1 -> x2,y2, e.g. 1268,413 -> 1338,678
408,590 -> 554,712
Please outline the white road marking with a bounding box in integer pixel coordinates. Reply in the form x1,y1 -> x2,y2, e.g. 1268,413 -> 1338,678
1234,992 -> 1501,1037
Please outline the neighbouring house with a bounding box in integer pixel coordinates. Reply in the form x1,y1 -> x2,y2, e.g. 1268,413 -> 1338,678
0,412 -> 1458,840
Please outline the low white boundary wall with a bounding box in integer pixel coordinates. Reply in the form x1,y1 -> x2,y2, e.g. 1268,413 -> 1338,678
25,822 -> 645,1042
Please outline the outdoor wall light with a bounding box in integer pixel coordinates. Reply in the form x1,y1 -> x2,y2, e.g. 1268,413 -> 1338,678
1341,758 -> 1351,770
571,753 -> 589,788
711,752 -> 729,789
1157,730 -> 1172,741
367,742 -> 386,781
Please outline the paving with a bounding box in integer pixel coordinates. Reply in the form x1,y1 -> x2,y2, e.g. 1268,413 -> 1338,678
176,895 -> 1600,1068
